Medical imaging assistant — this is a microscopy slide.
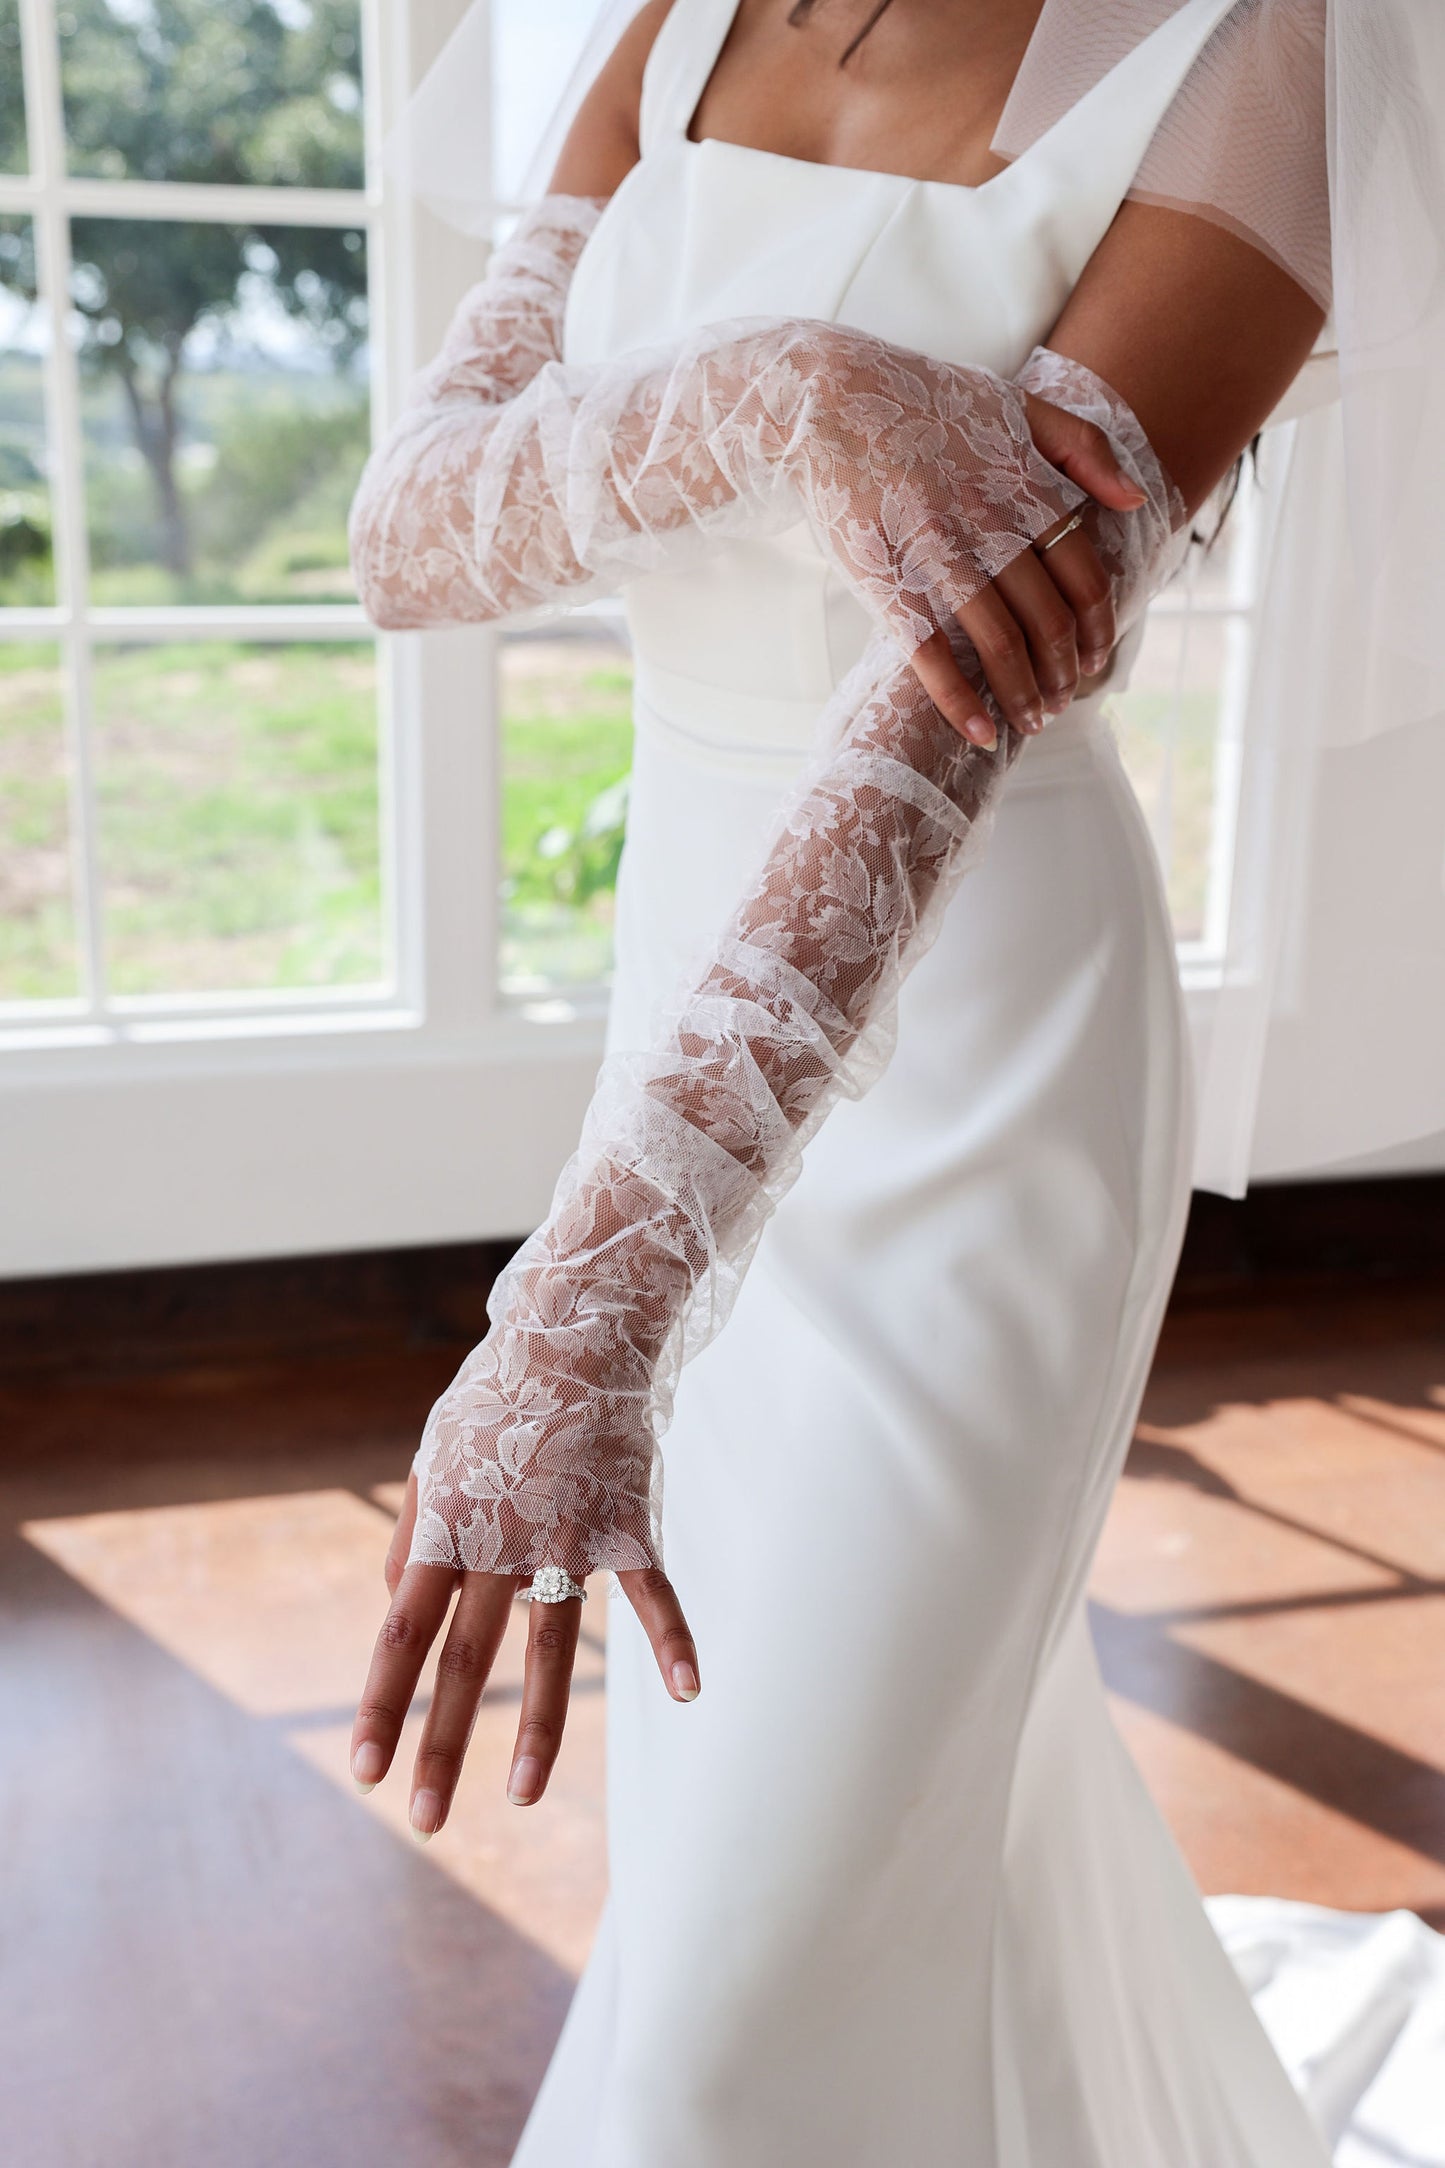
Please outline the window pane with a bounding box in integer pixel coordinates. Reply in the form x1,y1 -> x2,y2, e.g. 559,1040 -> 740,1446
93,640 -> 384,996
493,0 -> 600,203
60,0 -> 363,189
0,217 -> 54,608
70,218 -> 369,606
0,0 -> 25,172
0,642 -> 80,1001
1109,605 -> 1237,946
499,621 -> 633,997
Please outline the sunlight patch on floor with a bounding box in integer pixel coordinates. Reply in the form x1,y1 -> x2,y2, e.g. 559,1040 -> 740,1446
22,1484 -> 612,1975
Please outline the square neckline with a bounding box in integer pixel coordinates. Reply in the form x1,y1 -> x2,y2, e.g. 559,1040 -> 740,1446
663,0 -> 1239,208
677,0 -> 1049,202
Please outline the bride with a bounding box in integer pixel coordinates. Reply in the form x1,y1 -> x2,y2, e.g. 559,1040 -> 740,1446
344,2 -> 1440,2160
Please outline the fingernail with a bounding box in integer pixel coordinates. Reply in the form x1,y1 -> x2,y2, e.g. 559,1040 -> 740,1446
1082,652 -> 1109,676
410,1788 -> 442,1842
968,717 -> 997,751
1044,696 -> 1069,720
1123,483 -> 1146,505
671,1660 -> 699,1701
508,1756 -> 542,1806
352,1742 -> 384,1793
1023,703 -> 1045,734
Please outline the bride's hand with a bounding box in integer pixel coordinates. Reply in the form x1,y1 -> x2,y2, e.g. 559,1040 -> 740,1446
352,1470 -> 699,1832
747,322 -> 1144,747
908,392 -> 1143,748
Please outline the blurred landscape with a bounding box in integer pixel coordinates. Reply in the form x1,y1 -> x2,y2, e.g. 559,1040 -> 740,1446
0,0 -> 1237,1009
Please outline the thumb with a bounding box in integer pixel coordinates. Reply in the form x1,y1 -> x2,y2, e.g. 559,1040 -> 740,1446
1024,393 -> 1146,512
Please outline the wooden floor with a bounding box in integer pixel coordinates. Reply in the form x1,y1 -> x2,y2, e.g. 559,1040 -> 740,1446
2,1275 -> 1442,2167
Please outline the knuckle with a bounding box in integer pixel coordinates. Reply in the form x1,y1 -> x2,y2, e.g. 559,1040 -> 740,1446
517,1713 -> 559,1751
437,1636 -> 486,1682
381,1610 -> 420,1654
635,1567 -> 673,1602
1077,564 -> 1113,609
531,1624 -> 570,1658
939,686 -> 980,726
977,622 -> 1024,669
1037,607 -> 1076,651
355,1699 -> 398,1731
658,1624 -> 696,1656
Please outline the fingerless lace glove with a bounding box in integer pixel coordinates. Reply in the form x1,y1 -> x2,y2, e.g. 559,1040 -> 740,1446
406,347 -> 1189,1580
348,196 -> 1090,656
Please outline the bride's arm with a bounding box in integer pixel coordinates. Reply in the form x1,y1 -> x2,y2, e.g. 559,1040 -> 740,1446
1037,201 -> 1327,520
350,350 -> 1187,1828
347,225 -> 1119,747
347,5 -> 1142,748
349,39 -> 1323,1835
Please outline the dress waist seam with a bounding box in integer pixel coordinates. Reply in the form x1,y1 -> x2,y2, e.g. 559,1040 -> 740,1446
632,658 -> 1113,789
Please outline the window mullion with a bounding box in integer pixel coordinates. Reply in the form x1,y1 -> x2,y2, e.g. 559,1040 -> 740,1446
1202,465 -> 1267,960
380,0 -> 500,1040
20,0 -> 107,1016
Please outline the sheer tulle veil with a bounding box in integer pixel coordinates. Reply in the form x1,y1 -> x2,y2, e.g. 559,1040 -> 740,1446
384,0 -> 1445,1196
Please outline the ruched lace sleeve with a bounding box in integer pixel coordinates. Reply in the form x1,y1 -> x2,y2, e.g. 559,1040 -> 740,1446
348,197 -> 1090,657
403,349 -> 1190,1581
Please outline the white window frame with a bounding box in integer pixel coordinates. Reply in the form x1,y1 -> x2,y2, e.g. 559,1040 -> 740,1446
0,0 -> 617,1278
0,0 -> 1276,1276
1133,462 -> 1264,992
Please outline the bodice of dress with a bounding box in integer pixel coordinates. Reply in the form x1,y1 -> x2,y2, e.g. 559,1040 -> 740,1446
563,0 -> 1240,759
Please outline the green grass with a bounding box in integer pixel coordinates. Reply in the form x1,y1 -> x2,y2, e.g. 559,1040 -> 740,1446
92,640 -> 384,995
0,351 -> 370,610
499,637 -> 633,993
0,633 -> 638,1006
0,643 -> 77,999
0,621 -> 1224,1010
83,640 -> 384,996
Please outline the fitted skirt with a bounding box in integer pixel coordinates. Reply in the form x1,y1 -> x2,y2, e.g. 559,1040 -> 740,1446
510,680 -> 1331,2168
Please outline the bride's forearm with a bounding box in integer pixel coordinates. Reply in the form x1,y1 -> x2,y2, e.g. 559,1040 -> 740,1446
346,197 -> 605,629
348,199 -> 1086,666
408,347 -> 1189,1581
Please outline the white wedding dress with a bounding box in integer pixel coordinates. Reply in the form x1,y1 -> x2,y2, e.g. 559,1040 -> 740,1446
509,1 -> 1338,2160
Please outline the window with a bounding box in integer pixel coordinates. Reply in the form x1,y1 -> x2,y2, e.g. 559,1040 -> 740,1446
493,489 -> 1265,1005
1,0 -> 381,1023
1108,468 -> 1261,972
0,1 -> 1267,1276
498,608 -> 631,1004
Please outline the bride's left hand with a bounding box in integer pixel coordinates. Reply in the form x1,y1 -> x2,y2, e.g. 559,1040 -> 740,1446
906,389 -> 1140,745
349,1471 -> 699,1835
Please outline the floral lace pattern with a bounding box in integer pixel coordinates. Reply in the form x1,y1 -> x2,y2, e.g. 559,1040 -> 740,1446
347,195 -> 605,626
348,199 -> 1089,655
347,197 -> 1188,1579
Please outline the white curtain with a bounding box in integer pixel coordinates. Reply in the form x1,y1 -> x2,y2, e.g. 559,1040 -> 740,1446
1193,387 -> 1445,1195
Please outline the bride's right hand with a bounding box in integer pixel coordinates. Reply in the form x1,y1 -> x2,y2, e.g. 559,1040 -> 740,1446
355,1468 -> 700,1836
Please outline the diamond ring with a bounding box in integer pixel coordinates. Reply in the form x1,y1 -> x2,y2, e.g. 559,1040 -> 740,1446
516,1565 -> 588,1604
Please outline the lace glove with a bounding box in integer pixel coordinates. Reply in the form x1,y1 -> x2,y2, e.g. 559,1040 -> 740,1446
348,198 -> 1090,654
409,350 -> 1190,1580
1011,345 -> 1189,616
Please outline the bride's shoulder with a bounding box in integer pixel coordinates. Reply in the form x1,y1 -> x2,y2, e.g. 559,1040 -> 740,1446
549,1 -> 680,201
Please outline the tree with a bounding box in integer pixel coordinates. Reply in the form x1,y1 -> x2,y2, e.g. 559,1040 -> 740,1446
60,0 -> 368,580
0,1 -> 26,175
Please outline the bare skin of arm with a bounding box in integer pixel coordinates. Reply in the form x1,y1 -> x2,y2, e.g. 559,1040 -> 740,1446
550,0 -> 1323,731
354,2 -> 1327,1832
1045,205 -> 1325,517
548,0 -> 1153,746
